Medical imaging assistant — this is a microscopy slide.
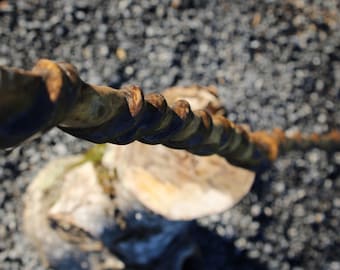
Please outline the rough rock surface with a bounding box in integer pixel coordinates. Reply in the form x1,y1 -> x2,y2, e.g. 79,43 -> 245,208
25,143 -> 250,269
0,0 -> 339,269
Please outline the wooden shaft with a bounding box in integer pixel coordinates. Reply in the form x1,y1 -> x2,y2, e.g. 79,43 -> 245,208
1,59 -> 339,170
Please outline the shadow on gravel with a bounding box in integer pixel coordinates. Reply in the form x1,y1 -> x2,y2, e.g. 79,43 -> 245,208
189,222 -> 266,270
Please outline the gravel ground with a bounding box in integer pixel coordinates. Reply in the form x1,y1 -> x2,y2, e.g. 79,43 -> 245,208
0,0 -> 339,269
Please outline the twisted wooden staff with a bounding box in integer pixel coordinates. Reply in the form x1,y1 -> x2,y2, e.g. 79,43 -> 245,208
1,59 -> 339,170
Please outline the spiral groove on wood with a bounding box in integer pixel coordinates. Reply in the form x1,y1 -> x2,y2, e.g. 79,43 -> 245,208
1,59 -> 339,171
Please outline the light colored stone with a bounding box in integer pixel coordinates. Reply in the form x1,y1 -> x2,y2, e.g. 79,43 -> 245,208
162,85 -> 225,115
48,161 -> 115,239
102,142 -> 255,220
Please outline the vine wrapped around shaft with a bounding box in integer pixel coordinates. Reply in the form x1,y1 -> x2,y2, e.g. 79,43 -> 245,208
0,59 -> 339,170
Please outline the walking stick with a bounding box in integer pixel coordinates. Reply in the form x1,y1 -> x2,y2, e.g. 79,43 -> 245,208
1,59 -> 339,171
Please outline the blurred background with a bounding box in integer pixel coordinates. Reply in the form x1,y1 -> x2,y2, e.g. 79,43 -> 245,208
0,0 -> 339,269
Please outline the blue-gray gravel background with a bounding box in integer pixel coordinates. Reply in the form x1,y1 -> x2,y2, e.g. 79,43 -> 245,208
0,0 -> 339,269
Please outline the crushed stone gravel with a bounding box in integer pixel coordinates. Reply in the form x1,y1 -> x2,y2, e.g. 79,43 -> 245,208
0,0 -> 339,269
